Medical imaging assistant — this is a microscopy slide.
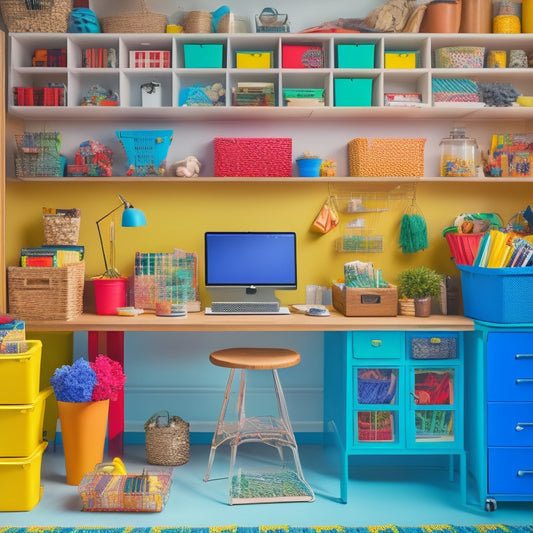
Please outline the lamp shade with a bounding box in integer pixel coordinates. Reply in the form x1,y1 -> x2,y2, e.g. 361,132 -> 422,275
121,207 -> 146,227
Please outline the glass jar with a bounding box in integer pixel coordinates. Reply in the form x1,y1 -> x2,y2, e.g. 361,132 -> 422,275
439,127 -> 480,177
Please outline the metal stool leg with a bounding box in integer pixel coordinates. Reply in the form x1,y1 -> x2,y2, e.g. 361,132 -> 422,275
204,368 -> 236,482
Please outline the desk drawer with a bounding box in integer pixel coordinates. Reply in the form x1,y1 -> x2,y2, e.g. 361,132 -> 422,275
488,403 -> 533,446
352,331 -> 404,360
487,333 -> 533,402
488,447 -> 533,494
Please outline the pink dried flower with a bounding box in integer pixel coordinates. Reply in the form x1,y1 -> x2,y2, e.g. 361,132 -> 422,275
89,354 -> 126,401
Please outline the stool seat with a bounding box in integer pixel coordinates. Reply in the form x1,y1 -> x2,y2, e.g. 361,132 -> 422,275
209,347 -> 300,370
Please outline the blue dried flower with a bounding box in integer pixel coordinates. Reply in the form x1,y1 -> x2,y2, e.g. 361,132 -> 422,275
50,358 -> 97,402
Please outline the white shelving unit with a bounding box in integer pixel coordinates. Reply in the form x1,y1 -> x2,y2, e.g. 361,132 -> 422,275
6,32 -> 533,179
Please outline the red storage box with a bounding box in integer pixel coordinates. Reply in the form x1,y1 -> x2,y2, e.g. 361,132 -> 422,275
282,44 -> 324,68
214,137 -> 292,177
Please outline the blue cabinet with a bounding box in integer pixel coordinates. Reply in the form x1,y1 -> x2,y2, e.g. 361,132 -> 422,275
325,330 -> 466,504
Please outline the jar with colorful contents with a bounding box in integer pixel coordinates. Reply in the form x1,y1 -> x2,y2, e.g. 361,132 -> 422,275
440,127 -> 480,177
492,1 -> 521,32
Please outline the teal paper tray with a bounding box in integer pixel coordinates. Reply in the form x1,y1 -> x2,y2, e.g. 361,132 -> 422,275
116,129 -> 173,176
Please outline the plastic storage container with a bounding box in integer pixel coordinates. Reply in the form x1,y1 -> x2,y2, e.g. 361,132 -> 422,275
440,127 -> 480,177
0,387 -> 52,456
0,340 -> 42,404
0,442 -> 47,511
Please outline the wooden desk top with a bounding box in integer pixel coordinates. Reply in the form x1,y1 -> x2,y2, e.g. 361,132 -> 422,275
25,309 -> 475,333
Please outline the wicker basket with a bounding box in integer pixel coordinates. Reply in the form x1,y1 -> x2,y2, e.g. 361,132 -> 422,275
0,0 -> 73,32
348,137 -> 426,177
8,261 -> 85,320
183,11 -> 212,33
43,214 -> 80,245
102,0 -> 167,33
15,132 -> 63,178
145,411 -> 189,466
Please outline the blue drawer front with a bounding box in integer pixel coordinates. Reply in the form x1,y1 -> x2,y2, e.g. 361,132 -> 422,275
352,331 -> 404,360
488,403 -> 533,446
488,447 -> 533,494
487,333 -> 533,402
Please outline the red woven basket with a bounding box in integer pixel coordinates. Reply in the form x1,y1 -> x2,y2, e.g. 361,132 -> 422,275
214,137 -> 292,177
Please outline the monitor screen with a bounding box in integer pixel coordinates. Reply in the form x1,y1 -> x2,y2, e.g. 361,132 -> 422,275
204,232 -> 297,289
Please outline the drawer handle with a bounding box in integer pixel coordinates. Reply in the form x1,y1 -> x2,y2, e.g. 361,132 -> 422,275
515,378 -> 533,385
517,470 -> 533,477
371,340 -> 382,347
516,422 -> 533,431
516,353 -> 533,359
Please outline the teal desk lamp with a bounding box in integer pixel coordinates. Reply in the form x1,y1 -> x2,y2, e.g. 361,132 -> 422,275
96,194 -> 146,278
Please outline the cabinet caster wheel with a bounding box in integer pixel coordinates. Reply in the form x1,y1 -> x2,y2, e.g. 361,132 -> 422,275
485,498 -> 497,512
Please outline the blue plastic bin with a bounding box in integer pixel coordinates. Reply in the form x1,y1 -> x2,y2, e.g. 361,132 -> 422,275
457,264 -> 533,323
297,158 -> 322,177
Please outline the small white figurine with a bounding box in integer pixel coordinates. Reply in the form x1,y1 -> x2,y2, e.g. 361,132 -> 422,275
175,155 -> 201,178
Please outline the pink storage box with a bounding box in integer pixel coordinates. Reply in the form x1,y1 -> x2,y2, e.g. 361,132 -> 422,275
214,137 -> 292,177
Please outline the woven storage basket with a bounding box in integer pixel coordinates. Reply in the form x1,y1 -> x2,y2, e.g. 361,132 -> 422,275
214,137 -> 292,177
183,10 -> 212,33
43,215 -> 80,245
348,137 -> 426,177
8,261 -> 85,320
102,0 -> 167,33
411,336 -> 458,359
145,411 -> 189,466
0,0 -> 72,32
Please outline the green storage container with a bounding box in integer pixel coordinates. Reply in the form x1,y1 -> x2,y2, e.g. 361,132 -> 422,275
334,78 -> 373,107
183,43 -> 223,68
336,43 -> 375,68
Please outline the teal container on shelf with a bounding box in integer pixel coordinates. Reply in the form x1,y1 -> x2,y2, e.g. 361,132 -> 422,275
336,43 -> 375,68
183,44 -> 224,68
334,78 -> 373,107
297,157 -> 322,177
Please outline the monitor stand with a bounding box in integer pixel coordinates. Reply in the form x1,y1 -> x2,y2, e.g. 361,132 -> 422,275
205,287 -> 290,315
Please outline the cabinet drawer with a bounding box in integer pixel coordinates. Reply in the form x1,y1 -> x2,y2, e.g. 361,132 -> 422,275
487,333 -> 533,402
352,331 -> 404,360
488,403 -> 533,446
488,447 -> 533,494
407,332 -> 459,360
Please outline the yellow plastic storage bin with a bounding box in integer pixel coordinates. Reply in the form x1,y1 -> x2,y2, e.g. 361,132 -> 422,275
235,51 -> 273,68
0,339 -> 42,404
0,387 -> 52,457
0,441 -> 47,511
385,51 -> 419,69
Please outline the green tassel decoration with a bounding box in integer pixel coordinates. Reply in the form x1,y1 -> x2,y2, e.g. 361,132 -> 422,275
399,213 -> 428,253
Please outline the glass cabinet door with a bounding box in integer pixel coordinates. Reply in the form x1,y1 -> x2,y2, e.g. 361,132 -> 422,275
410,368 -> 456,444
354,367 -> 400,444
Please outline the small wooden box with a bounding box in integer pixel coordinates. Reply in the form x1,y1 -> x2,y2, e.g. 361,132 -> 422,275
332,283 -> 398,317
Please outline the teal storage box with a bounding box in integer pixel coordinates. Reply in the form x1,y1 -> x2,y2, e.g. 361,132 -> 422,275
334,78 -> 373,107
184,44 -> 223,68
457,264 -> 533,323
336,43 -> 375,68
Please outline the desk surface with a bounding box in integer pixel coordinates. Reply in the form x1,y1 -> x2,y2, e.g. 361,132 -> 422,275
25,309 -> 475,332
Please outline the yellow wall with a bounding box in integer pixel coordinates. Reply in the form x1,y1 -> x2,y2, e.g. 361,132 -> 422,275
6,180 -> 531,306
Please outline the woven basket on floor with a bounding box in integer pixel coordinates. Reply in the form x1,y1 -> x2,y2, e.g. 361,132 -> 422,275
0,0 -> 73,32
145,411 -> 190,466
102,0 -> 167,33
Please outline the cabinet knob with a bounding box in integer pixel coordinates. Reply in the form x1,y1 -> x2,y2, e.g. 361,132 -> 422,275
515,422 -> 533,431
517,470 -> 533,477
515,353 -> 533,359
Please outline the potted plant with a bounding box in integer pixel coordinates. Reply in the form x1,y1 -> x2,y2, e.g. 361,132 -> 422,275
50,354 -> 126,485
397,266 -> 443,317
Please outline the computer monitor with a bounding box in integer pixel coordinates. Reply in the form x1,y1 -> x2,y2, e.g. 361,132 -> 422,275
204,231 -> 297,313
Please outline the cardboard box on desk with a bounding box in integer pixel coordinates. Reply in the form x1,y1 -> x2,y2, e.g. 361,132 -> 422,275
332,283 -> 398,317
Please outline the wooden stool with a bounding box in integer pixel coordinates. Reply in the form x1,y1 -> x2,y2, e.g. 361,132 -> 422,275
204,347 -> 314,503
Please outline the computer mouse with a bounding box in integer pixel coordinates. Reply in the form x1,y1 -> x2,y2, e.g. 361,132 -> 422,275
306,307 -> 330,317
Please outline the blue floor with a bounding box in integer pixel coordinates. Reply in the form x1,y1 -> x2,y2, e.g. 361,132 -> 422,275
3,444 -> 533,527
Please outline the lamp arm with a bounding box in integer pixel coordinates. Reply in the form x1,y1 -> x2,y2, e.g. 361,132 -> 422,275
96,202 -> 125,273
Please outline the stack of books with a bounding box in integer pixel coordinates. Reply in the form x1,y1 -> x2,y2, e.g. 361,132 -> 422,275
282,88 -> 324,107
83,48 -> 117,68
32,48 -> 66,67
13,83 -> 66,106
20,245 -> 84,267
232,82 -> 275,106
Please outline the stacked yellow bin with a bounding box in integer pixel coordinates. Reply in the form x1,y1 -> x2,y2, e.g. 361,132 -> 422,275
0,339 -> 50,511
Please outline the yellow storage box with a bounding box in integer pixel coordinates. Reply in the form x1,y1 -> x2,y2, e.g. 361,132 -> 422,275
235,51 -> 273,68
0,339 -> 42,404
385,51 -> 419,69
0,441 -> 47,511
0,387 -> 52,457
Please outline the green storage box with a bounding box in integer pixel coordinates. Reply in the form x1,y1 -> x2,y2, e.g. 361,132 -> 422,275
334,78 -> 373,107
336,43 -> 375,68
183,43 -> 223,68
